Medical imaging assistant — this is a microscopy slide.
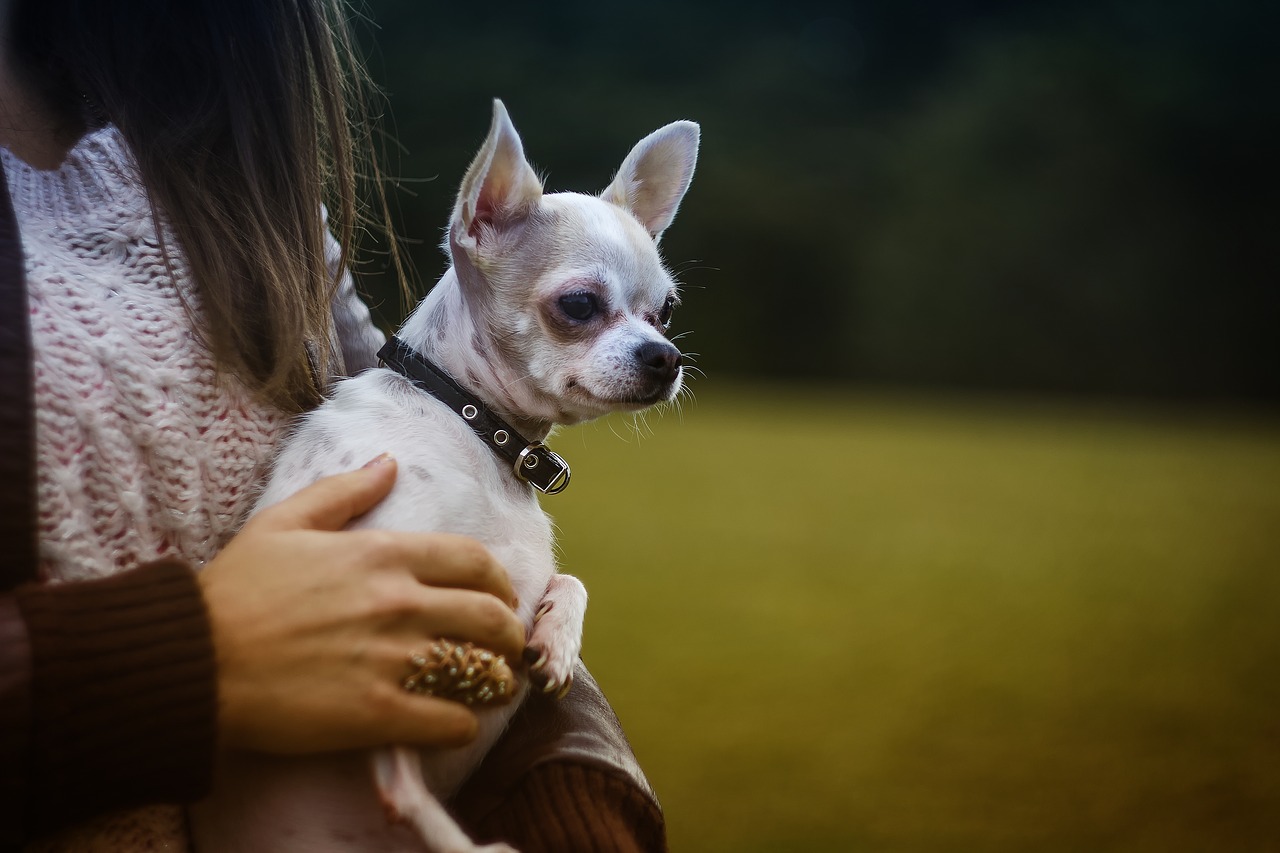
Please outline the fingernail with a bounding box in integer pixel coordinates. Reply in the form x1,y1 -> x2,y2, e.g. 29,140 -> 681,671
362,452 -> 394,469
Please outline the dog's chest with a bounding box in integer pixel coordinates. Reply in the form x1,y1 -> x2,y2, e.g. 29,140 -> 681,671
267,371 -> 558,607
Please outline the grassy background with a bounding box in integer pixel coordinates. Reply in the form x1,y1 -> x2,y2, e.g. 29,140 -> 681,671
546,385 -> 1280,852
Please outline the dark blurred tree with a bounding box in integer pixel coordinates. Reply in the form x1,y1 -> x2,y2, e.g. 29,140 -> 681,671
851,1 -> 1279,399
354,0 -> 1279,402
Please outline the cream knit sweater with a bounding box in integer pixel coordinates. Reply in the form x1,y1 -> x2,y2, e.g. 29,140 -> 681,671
3,126 -> 385,583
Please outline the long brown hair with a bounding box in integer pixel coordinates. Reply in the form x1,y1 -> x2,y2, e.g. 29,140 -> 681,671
10,0 -> 403,413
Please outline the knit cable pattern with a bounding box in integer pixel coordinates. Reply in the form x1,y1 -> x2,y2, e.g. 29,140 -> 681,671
4,127 -> 286,582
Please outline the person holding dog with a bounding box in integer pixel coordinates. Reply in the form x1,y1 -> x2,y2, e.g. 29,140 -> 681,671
0,0 -> 665,850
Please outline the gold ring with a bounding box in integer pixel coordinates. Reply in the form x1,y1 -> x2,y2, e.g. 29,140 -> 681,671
402,639 -> 513,706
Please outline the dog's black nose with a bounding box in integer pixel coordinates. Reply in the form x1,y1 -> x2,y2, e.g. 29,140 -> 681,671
635,341 -> 682,382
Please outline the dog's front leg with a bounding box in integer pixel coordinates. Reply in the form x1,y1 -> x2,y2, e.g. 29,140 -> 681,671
525,574 -> 587,699
372,747 -> 516,853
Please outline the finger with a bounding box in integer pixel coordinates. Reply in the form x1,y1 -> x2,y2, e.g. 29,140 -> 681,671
392,698 -> 484,748
381,532 -> 516,606
405,587 -> 525,662
257,454 -> 398,532
375,690 -> 483,748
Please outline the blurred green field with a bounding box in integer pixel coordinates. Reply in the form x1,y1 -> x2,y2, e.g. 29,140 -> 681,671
548,385 -> 1280,853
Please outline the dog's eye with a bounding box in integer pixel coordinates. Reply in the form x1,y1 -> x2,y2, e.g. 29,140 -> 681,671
658,295 -> 676,330
558,292 -> 599,322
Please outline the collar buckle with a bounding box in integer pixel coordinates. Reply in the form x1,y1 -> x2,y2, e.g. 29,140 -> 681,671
514,443 -> 572,495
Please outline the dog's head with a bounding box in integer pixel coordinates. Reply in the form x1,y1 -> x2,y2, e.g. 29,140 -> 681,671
445,100 -> 699,425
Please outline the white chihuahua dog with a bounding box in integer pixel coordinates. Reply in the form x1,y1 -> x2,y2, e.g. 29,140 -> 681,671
190,100 -> 698,852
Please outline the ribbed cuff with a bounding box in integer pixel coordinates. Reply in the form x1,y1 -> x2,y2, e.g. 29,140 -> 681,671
16,560 -> 217,835
468,762 -> 668,853
0,595 -> 33,849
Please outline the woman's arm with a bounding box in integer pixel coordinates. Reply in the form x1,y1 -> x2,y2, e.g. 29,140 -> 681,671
325,214 -> 387,376
3,460 -> 527,846
5,560 -> 217,842
453,662 -> 668,853
0,593 -> 34,849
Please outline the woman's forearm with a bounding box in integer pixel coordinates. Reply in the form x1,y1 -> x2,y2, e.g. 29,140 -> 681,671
6,561 -> 217,843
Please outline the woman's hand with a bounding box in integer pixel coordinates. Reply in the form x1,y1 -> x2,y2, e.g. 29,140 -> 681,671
197,454 -> 524,755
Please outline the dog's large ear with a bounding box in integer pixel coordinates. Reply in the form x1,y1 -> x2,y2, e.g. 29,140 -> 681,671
451,99 -> 543,253
601,121 -> 700,241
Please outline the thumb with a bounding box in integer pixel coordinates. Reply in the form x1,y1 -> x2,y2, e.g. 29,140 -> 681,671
255,453 -> 398,532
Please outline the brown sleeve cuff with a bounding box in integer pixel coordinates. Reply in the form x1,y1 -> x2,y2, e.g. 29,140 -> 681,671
0,594 -> 33,849
15,560 -> 217,836
453,662 -> 668,852
467,762 -> 668,853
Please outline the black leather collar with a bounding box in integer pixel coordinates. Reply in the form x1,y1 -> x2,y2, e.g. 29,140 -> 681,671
377,336 -> 571,495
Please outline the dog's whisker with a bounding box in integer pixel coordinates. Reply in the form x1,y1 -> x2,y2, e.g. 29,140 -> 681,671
626,410 -> 658,443
606,417 -> 634,445
672,259 -> 719,276
496,371 -> 536,395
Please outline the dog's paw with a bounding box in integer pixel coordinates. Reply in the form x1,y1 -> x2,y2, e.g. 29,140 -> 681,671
523,601 -> 580,699
522,575 -> 586,700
